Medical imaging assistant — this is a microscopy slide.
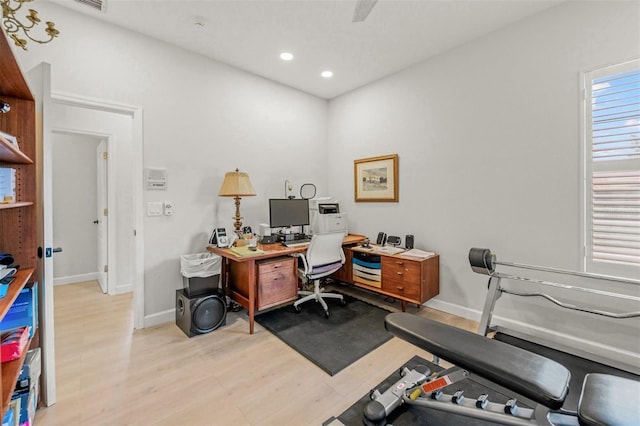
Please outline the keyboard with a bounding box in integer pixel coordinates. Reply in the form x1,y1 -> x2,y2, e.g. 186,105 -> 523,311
283,239 -> 311,247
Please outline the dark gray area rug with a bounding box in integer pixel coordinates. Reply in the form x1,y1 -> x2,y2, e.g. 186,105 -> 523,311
255,294 -> 393,376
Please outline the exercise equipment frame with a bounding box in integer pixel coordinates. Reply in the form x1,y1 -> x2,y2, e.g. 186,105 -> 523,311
469,248 -> 640,374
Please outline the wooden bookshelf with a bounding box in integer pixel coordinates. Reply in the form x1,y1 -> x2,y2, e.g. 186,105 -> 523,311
0,28 -> 38,419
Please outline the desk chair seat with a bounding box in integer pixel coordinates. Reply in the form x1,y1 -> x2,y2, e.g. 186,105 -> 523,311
294,231 -> 346,318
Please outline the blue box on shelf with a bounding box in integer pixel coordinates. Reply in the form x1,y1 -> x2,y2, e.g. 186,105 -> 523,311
0,282 -> 38,339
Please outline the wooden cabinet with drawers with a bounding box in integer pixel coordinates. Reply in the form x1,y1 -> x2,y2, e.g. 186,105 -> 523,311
341,247 -> 439,311
381,255 -> 439,307
256,256 -> 298,310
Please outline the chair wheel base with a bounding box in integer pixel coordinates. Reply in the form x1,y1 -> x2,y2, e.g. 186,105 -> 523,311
340,298 -> 346,306
294,305 -> 302,313
324,310 -> 330,319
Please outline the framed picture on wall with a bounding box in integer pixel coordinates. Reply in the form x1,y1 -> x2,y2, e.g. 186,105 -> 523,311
354,154 -> 399,202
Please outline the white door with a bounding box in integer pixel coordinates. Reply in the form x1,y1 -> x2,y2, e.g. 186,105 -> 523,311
96,140 -> 108,293
27,63 -> 56,406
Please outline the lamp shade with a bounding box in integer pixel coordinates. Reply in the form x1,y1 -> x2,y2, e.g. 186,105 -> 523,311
218,169 -> 256,197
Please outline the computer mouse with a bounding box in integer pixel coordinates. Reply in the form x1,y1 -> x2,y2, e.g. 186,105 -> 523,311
248,246 -> 257,251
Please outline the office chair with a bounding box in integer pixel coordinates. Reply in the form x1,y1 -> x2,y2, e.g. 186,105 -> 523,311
294,231 -> 346,318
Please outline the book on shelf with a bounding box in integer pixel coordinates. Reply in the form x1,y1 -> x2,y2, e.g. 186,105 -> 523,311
1,325 -> 30,363
0,167 -> 16,203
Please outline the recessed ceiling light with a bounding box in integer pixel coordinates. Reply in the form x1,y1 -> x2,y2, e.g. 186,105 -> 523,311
280,52 -> 294,61
321,70 -> 334,78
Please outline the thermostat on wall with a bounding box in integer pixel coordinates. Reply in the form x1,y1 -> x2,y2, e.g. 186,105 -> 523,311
145,167 -> 167,190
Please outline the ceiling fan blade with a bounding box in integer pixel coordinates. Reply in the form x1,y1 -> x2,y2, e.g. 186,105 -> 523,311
352,0 -> 378,22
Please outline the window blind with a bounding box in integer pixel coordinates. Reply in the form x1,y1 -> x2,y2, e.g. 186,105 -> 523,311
585,60 -> 640,275
591,170 -> 640,265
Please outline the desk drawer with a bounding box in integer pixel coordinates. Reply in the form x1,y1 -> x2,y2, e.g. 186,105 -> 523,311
381,277 -> 421,300
381,257 -> 421,286
381,257 -> 421,301
258,257 -> 294,275
256,257 -> 297,310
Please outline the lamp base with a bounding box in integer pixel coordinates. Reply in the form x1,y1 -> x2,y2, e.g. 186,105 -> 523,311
232,196 -> 243,235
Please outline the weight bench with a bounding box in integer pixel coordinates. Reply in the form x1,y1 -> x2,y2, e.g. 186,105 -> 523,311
362,312 -> 639,426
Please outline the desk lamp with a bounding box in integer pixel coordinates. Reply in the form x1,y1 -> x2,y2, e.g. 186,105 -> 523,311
218,168 -> 256,235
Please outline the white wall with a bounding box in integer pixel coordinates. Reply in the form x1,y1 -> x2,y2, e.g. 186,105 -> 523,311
51,132 -> 100,284
14,2 -> 329,322
327,1 -> 640,370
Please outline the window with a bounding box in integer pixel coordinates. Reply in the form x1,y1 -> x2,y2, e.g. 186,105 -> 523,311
583,59 -> 640,278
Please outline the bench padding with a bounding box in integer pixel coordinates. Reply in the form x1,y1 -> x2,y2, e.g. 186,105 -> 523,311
385,313 -> 570,410
578,373 -> 640,426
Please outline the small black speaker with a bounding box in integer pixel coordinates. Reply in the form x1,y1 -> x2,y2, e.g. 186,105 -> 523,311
175,289 -> 227,337
376,232 -> 387,246
405,234 -> 414,249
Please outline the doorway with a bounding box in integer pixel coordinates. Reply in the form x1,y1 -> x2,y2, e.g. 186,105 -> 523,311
51,132 -> 107,291
51,100 -> 136,296
47,93 -> 144,329
27,65 -> 144,408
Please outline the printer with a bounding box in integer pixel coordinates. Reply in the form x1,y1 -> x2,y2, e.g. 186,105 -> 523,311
309,197 -> 348,235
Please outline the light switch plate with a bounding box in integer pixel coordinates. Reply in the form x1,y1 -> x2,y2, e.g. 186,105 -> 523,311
147,202 -> 163,216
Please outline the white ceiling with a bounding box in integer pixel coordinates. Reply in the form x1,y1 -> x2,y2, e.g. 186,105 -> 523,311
52,0 -> 565,99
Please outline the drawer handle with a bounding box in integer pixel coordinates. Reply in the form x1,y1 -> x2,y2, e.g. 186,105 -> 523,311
395,261 -> 404,265
396,286 -> 404,290
396,272 -> 403,275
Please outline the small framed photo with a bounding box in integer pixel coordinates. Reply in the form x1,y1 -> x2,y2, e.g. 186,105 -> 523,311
354,154 -> 399,202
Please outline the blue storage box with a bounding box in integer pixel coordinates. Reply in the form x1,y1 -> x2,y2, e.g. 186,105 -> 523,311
0,282 -> 37,339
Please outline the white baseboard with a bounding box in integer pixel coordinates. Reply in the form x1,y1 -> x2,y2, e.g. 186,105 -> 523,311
54,272 -> 99,286
424,298 -> 483,323
112,282 -> 132,295
144,309 -> 175,328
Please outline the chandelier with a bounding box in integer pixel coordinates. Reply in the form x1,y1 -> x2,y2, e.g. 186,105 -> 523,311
1,0 -> 59,50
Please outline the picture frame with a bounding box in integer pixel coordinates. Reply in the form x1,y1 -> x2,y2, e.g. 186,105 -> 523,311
354,154 -> 399,202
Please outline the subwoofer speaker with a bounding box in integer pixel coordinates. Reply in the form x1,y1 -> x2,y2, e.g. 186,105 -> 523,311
175,289 -> 227,337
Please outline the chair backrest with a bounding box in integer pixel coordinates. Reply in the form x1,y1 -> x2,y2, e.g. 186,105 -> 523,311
304,231 -> 346,271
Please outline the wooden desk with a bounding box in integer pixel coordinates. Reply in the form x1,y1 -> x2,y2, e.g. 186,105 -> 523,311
207,234 -> 366,334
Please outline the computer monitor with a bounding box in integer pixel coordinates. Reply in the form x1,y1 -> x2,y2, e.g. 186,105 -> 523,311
269,198 -> 310,229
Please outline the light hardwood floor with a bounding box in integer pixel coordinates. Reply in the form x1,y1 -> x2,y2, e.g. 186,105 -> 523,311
35,281 -> 478,426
